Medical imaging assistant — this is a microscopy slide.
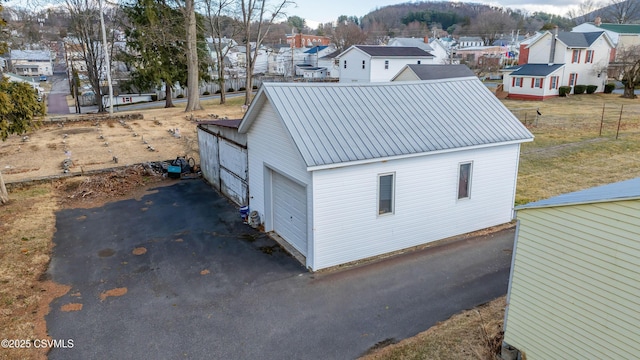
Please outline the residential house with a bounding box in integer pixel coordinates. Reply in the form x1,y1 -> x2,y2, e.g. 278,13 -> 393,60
457,36 -> 484,47
303,45 -> 335,68
504,30 -> 614,100
286,33 -> 331,48
272,47 -> 308,77
337,45 -> 434,83
502,177 -> 640,360
9,49 -> 54,77
391,64 -> 475,81
317,50 -> 341,78
388,37 -> 450,64
237,80 -> 533,270
454,46 -> 504,67
573,17 -> 640,78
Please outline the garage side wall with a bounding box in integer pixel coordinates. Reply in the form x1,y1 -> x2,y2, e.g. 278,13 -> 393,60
246,102 -> 313,262
198,125 -> 248,206
311,144 -> 521,270
504,200 -> 640,360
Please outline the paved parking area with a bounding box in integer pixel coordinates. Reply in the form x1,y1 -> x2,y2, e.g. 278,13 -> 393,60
46,180 -> 515,360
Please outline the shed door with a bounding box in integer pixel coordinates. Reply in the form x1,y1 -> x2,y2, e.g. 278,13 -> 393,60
272,171 -> 307,256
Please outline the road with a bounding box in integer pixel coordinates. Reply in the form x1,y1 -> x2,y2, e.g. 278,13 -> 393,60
46,180 -> 515,360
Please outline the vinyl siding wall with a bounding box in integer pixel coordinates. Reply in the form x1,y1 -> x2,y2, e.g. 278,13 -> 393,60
370,58 -> 431,82
245,102 -> 313,264
338,51 -> 371,83
504,200 -> 640,359
310,143 -> 521,270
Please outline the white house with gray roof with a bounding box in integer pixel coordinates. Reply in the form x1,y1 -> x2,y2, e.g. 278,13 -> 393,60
9,50 -> 54,77
503,177 -> 640,360
504,30 -> 614,100
238,80 -> 533,270
337,45 -> 434,83
388,37 -> 450,64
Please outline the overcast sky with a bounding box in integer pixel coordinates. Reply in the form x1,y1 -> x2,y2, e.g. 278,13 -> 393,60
288,0 -> 582,28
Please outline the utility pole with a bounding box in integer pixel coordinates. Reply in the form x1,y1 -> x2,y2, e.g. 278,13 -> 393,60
99,0 -> 114,116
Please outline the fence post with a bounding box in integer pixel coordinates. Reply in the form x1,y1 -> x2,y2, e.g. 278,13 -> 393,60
616,104 -> 623,140
599,103 -> 605,136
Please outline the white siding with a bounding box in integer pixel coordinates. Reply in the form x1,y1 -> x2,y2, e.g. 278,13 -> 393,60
246,102 -> 313,264
198,127 -> 220,190
310,144 -> 521,270
370,58 -> 432,82
338,50 -> 371,83
505,200 -> 640,360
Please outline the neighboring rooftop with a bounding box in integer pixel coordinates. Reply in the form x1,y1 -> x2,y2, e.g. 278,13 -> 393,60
508,64 -> 564,76
517,177 -> 640,210
395,64 -> 476,80
353,45 -> 433,57
557,31 -> 605,47
9,50 -> 51,61
592,23 -> 640,34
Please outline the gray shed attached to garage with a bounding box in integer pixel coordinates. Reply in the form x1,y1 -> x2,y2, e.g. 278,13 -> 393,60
197,119 -> 248,206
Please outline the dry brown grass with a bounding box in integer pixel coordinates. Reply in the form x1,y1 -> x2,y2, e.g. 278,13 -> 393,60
362,297 -> 506,360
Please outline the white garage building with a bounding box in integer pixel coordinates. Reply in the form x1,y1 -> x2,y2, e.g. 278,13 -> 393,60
238,79 -> 533,270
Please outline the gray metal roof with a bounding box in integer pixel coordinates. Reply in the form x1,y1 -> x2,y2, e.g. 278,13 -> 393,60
510,64 -> 564,77
557,31 -> 604,47
388,38 -> 433,52
399,64 -> 476,80
355,45 -> 432,57
10,50 -> 51,61
517,177 -> 640,210
239,80 -> 533,168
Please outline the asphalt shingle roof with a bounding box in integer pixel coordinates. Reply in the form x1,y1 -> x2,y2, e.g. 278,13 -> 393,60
401,64 -> 476,80
557,31 -> 604,47
509,64 -> 564,76
517,177 -> 640,210
355,45 -> 432,57
239,80 -> 533,168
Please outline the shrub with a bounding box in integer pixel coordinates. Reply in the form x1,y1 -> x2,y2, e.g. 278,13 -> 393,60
604,83 -> 615,93
227,88 -> 235,92
559,86 -> 572,97
239,87 -> 246,91
202,91 -> 210,95
215,89 -> 221,94
176,94 -> 184,98
573,85 -> 586,94
586,85 -> 598,94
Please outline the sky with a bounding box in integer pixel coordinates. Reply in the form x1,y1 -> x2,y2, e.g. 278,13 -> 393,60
287,0 -> 583,28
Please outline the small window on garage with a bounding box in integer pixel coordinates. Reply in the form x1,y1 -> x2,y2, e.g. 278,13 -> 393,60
378,173 -> 395,215
458,162 -> 472,200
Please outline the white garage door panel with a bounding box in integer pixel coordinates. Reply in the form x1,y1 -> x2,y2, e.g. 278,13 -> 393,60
272,172 -> 307,255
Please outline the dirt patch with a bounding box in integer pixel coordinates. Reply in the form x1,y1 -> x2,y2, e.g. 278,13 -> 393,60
132,247 -> 147,255
200,269 -> 210,275
60,303 -> 83,312
99,287 -> 128,301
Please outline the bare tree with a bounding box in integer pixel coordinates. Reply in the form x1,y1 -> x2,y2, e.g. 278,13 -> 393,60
603,0 -> 640,23
237,0 -> 292,106
567,0 -> 602,24
204,0 -> 241,104
332,21 -> 368,51
616,44 -> 640,98
468,10 -> 516,45
65,0 -> 109,113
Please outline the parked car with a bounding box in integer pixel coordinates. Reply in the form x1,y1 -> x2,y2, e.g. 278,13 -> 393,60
39,75 -> 47,81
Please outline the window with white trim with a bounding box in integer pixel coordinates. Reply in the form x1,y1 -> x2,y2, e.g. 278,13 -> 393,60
534,78 -> 543,88
378,173 -> 395,215
458,162 -> 472,200
362,60 -> 366,69
344,60 -> 347,69
586,50 -> 594,63
384,60 -> 389,69
514,77 -> 522,87
572,49 -> 581,63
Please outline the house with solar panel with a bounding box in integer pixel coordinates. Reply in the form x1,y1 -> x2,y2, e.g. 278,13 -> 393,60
502,177 -> 640,360
502,29 -> 614,100
237,79 -> 533,271
337,45 -> 435,83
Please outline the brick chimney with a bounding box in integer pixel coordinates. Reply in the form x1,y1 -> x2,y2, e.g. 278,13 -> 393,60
424,36 -> 429,44
595,16 -> 602,26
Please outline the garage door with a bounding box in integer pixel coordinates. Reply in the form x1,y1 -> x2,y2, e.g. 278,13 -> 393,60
272,171 -> 307,255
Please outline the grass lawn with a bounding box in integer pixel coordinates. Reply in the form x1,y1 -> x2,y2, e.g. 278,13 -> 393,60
1,92 -> 639,360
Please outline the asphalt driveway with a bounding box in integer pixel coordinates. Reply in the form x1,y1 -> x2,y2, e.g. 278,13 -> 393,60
46,180 -> 515,360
